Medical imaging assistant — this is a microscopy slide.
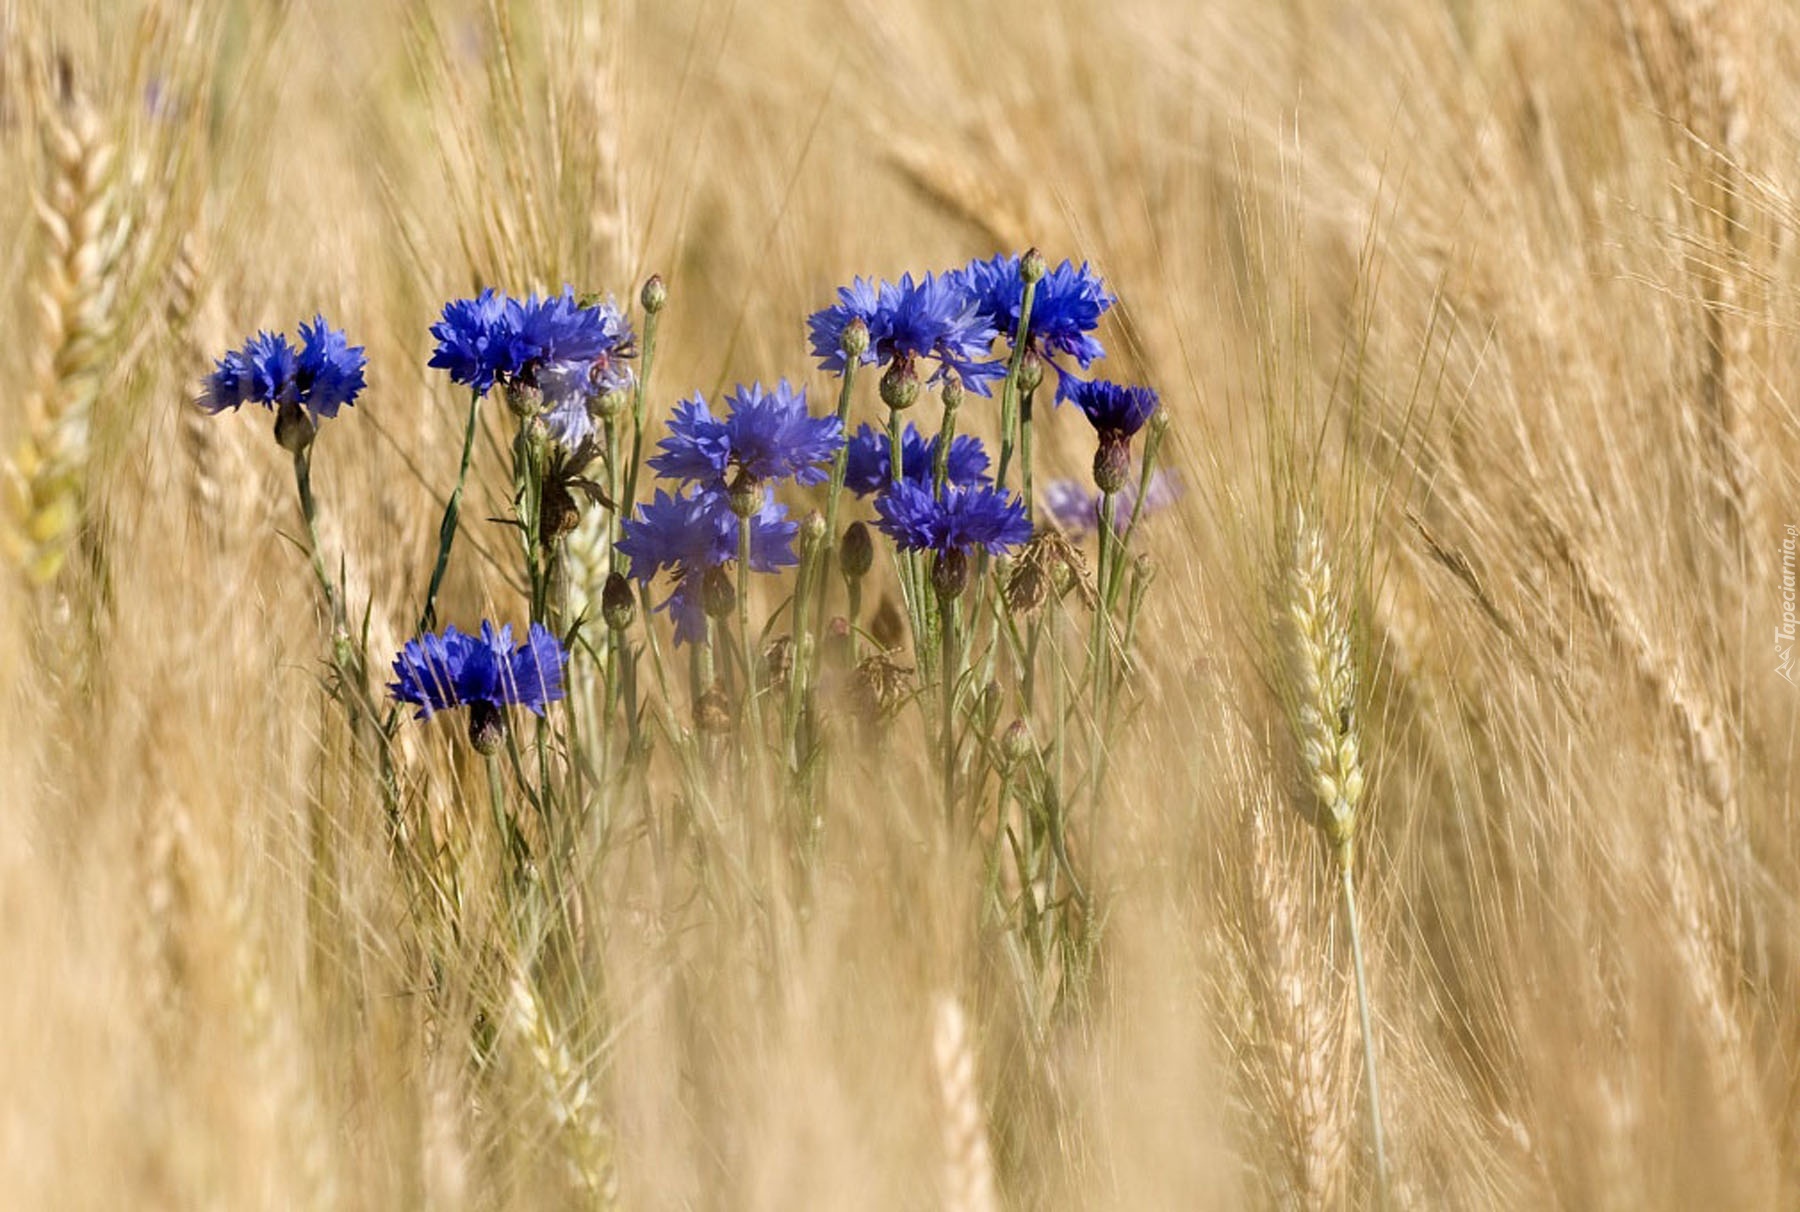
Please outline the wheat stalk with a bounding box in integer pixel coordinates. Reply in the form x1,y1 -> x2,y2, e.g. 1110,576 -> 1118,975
1244,804 -> 1350,1207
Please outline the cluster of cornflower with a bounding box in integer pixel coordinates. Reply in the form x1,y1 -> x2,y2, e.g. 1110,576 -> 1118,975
194,248 -> 1170,781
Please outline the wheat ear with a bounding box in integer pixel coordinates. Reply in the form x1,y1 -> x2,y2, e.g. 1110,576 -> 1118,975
4,72 -> 125,585
507,972 -> 618,1206
1281,507 -> 1387,1204
932,993 -> 998,1212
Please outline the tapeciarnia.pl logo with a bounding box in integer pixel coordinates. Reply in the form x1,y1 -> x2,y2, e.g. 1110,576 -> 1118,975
1780,524 -> 1798,684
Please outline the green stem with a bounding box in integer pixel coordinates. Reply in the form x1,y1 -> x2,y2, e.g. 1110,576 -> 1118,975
737,515 -> 758,740
420,390 -> 482,635
995,278 -> 1039,493
939,589 -> 960,826
620,304 -> 662,541
1339,846 -> 1391,1208
812,360 -> 861,647
292,445 -> 341,630
1019,387 -> 1037,525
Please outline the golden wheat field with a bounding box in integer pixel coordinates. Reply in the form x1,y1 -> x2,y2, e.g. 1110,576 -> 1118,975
4,0 -> 1800,1208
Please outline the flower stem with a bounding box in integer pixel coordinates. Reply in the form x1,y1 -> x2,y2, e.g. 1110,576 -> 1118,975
938,588 -> 960,826
811,360 -> 861,649
737,515 -> 758,739
995,278 -> 1040,495
420,389 -> 482,635
620,300 -> 662,537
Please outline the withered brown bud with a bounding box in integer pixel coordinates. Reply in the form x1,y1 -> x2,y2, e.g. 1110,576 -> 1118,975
540,480 -> 582,545
694,681 -> 734,735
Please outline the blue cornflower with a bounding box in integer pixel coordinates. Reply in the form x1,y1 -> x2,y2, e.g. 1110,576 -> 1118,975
958,253 -> 1114,394
874,479 -> 1032,559
1064,378 -> 1160,494
1065,379 -> 1158,440
616,485 -> 799,645
389,620 -> 568,751
200,316 -> 367,419
807,272 -> 1004,394
429,287 -> 637,446
648,381 -> 844,491
428,289 -> 527,395
841,422 -> 991,497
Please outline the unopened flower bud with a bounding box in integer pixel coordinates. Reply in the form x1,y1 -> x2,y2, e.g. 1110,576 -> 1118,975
1020,247 -> 1048,285
977,681 -> 1001,730
801,509 -> 827,551
880,357 -> 920,412
640,273 -> 667,314
939,376 -> 963,414
602,571 -> 635,631
931,547 -> 970,601
841,521 -> 874,580
595,387 -> 629,421
840,315 -> 870,359
1000,718 -> 1033,765
1017,349 -> 1045,395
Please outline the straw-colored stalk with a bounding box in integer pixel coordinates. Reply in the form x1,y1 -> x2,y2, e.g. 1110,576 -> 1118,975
1245,804 -> 1350,1207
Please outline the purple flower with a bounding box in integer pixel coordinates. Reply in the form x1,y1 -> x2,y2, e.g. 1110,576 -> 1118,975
958,253 -> 1114,396
841,422 -> 991,496
648,381 -> 844,490
428,289 -> 527,395
428,287 -> 636,446
200,316 -> 366,419
874,479 -> 1031,559
389,620 -> 567,720
1064,379 -> 1158,439
616,485 -> 799,645
807,272 -> 1005,394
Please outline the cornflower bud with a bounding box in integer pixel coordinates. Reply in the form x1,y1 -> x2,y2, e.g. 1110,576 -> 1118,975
602,571 -> 635,632
840,521 -> 874,580
640,273 -> 667,314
